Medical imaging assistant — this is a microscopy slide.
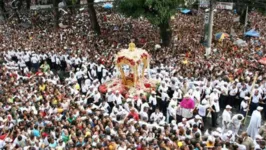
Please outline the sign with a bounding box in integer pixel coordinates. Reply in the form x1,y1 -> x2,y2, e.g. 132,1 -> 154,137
216,2 -> 234,10
200,0 -> 234,10
200,0 -> 209,8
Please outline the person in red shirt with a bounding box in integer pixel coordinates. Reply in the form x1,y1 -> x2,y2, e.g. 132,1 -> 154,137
127,108 -> 139,121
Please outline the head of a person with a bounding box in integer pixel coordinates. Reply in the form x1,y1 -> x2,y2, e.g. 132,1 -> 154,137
237,115 -> 243,121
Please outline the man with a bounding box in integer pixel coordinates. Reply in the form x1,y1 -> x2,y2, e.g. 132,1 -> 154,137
167,104 -> 176,123
149,91 -> 157,112
230,114 -> 244,136
150,108 -> 165,124
240,97 -> 249,117
221,130 -> 235,143
222,105 -> 232,132
247,106 -> 263,139
210,97 -> 220,127
197,99 -> 209,125
241,132 -> 255,150
250,90 -> 262,115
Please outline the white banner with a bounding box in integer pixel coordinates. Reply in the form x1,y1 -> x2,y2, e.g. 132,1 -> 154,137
200,1 -> 234,10
216,2 -> 234,10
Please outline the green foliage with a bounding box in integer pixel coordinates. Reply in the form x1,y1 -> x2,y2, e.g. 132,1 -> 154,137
114,0 -> 183,25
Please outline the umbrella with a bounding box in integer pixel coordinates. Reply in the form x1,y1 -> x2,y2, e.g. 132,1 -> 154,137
259,57 -> 266,65
181,9 -> 191,14
244,29 -> 260,37
103,3 -> 113,9
215,32 -> 229,41
233,39 -> 247,47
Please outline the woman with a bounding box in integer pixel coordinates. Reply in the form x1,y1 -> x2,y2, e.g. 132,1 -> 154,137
179,94 -> 195,119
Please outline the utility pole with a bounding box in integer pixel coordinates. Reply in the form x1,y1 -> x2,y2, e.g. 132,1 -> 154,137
206,0 -> 214,57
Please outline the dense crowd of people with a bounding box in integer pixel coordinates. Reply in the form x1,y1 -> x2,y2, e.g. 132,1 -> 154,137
0,4 -> 266,150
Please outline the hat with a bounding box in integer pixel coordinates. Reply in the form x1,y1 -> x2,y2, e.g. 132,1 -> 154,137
226,105 -> 232,109
205,95 -> 210,99
76,68 -> 80,71
195,115 -> 201,119
171,120 -> 176,125
244,96 -> 250,100
212,131 -> 220,137
177,123 -> 184,127
201,100 -> 208,105
257,106 -> 263,111
151,91 -> 156,94
182,118 -> 187,121
216,127 -> 222,133
226,130 -> 233,136
115,90 -> 119,93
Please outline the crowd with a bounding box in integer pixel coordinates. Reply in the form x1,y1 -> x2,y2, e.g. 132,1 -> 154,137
0,5 -> 265,150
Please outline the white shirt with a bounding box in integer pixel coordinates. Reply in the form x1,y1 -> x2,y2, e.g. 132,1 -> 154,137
231,114 -> 244,127
198,104 -> 209,117
240,100 -> 248,111
252,94 -> 261,103
222,110 -> 231,125
150,112 -> 164,123
149,95 -> 157,105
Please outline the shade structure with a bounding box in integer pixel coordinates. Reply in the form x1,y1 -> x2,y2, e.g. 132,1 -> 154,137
259,57 -> 266,65
215,32 -> 229,41
103,3 -> 113,9
244,30 -> 260,37
181,9 -> 191,14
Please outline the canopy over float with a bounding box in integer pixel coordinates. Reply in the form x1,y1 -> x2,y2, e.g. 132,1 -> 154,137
115,42 -> 150,87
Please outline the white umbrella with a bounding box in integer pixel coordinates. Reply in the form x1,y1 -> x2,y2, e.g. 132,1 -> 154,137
233,39 -> 247,47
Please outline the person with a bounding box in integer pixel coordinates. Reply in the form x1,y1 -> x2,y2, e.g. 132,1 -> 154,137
197,99 -> 209,125
222,105 -> 232,132
230,114 -> 244,136
240,97 -> 249,117
247,106 -> 263,139
241,132 -> 255,150
149,91 -> 157,112
150,108 -> 165,124
250,90 -> 262,115
210,97 -> 220,127
180,94 -> 195,119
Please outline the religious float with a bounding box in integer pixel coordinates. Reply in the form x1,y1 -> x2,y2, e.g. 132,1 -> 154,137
99,42 -> 158,98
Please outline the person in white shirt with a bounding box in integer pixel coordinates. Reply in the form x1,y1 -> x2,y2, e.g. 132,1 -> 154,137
230,114 -> 244,136
150,108 -> 165,124
222,105 -> 232,132
197,99 -> 209,125
250,90 -> 262,114
149,91 -> 157,112
167,104 -> 176,123
210,97 -> 220,128
160,91 -> 170,115
220,83 -> 229,109
221,130 -> 235,143
139,106 -> 149,121
113,91 -> 124,106
229,84 -> 238,107
240,97 -> 249,117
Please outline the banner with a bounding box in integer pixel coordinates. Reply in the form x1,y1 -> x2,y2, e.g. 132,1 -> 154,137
200,0 -> 234,10
216,2 -> 234,10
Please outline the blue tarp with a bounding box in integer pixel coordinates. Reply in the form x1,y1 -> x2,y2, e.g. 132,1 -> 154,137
181,9 -> 191,14
103,3 -> 113,9
244,29 -> 260,37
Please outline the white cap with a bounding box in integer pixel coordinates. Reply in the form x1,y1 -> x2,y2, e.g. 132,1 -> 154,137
216,127 -> 222,133
226,105 -> 232,109
205,95 -> 210,99
151,91 -> 156,94
201,100 -> 208,105
177,123 -> 184,127
171,120 -> 176,125
115,90 -> 119,93
226,130 -> 233,136
184,94 -> 190,98
182,118 -> 187,121
257,106 -> 263,111
76,68 -> 80,71
208,135 -> 215,142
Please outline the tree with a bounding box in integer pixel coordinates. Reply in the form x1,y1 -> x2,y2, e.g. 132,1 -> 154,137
87,0 -> 101,35
114,0 -> 184,47
53,0 -> 60,28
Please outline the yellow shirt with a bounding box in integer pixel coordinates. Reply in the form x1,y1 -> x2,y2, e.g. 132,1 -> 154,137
39,84 -> 46,91
74,83 -> 80,90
